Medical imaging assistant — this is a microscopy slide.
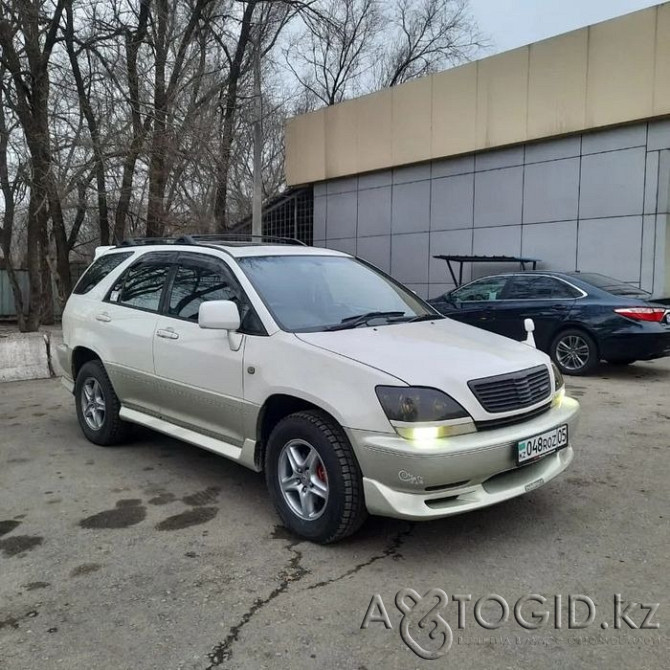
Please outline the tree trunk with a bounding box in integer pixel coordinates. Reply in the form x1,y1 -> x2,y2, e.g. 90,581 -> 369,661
213,0 -> 258,232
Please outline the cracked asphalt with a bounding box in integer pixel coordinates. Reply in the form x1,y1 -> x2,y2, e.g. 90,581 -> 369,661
1,360 -> 669,669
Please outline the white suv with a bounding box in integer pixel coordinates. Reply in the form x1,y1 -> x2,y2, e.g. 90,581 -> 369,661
57,236 -> 579,543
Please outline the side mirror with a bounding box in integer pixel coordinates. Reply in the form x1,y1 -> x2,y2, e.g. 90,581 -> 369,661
198,300 -> 241,331
524,318 -> 536,348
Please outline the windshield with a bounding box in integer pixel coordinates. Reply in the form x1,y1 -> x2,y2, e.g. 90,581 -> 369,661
237,255 -> 435,332
569,273 -> 650,297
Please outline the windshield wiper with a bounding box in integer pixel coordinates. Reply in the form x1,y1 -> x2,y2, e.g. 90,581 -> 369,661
324,311 -> 407,331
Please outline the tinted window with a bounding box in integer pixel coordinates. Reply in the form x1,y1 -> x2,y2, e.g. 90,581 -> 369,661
168,259 -> 265,334
73,252 -> 133,295
169,265 -> 239,320
507,276 -> 579,300
568,272 -> 650,298
452,277 -> 508,302
110,262 -> 171,312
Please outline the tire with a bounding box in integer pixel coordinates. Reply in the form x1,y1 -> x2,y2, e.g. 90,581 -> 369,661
550,329 -> 599,376
265,410 -> 367,544
74,360 -> 129,446
606,358 -> 637,366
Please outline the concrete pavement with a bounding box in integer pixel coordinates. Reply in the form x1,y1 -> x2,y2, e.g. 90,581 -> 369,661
1,361 -> 669,669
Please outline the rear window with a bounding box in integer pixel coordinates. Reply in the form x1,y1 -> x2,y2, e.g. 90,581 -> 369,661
570,273 -> 650,298
73,252 -> 133,295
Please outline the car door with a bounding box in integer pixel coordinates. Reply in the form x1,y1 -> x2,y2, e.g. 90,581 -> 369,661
152,252 -> 265,447
493,275 -> 579,350
100,252 -> 175,415
442,275 -> 511,334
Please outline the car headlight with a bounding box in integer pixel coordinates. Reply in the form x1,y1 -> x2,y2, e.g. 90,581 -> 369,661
551,362 -> 564,391
551,363 -> 565,408
375,386 -> 475,440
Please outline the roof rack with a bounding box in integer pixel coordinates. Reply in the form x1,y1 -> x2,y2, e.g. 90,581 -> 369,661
117,237 -> 178,247
115,233 -> 307,248
175,234 -> 307,247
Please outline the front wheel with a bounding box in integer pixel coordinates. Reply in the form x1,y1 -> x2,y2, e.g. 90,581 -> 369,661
550,329 -> 599,376
265,410 -> 367,543
75,360 -> 129,446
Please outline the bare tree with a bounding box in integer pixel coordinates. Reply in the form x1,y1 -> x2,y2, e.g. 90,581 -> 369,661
0,0 -> 68,330
284,0 -> 380,108
376,0 -> 483,87
285,0 -> 484,109
0,68 -> 28,329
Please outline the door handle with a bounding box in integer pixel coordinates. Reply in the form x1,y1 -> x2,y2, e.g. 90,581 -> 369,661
156,328 -> 179,340
95,313 -> 111,323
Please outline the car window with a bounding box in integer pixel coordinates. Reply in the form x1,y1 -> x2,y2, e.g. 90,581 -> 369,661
567,272 -> 650,298
238,255 -> 432,332
452,277 -> 509,302
73,252 -> 133,295
507,276 -> 580,300
109,261 -> 172,312
168,258 -> 265,335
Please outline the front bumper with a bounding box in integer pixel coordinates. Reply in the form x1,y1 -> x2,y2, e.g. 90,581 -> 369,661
346,396 -> 579,520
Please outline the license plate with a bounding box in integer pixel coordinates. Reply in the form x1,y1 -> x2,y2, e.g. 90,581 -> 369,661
517,424 -> 568,465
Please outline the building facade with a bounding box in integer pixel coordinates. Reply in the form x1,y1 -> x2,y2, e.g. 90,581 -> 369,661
284,3 -> 670,299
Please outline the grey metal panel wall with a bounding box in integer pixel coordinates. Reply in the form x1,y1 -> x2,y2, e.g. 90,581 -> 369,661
314,119 -> 670,299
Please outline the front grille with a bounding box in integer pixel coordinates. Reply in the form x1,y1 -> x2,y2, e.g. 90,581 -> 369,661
468,365 -> 551,414
475,402 -> 552,430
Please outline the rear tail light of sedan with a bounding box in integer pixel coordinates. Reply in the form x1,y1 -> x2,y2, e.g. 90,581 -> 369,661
614,307 -> 668,322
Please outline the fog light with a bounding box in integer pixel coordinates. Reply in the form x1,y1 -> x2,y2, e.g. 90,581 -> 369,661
552,387 -> 566,408
394,421 -> 476,441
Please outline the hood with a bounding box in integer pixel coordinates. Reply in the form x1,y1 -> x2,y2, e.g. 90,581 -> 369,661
296,319 -> 552,417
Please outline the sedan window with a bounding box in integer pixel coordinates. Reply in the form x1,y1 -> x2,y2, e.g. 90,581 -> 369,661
506,276 -> 580,300
452,277 -> 509,302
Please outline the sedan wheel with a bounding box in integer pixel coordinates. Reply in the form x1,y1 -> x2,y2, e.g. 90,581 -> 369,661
551,330 -> 598,375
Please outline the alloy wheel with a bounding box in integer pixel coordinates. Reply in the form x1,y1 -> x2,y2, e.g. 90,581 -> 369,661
81,377 -> 106,431
277,439 -> 329,521
555,335 -> 590,372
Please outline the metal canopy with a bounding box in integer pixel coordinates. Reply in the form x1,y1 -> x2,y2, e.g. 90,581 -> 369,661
432,255 -> 541,287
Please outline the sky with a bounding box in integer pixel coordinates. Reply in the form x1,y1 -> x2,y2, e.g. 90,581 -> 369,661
469,0 -> 663,54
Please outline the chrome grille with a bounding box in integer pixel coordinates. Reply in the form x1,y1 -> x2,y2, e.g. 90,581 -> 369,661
468,365 -> 552,414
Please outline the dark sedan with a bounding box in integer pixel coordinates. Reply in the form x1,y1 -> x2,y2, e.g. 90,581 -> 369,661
429,271 -> 670,375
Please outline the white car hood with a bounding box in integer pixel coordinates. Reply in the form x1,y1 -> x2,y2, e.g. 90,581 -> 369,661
296,319 -> 551,416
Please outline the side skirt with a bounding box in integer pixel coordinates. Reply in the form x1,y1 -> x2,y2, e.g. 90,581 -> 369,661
119,407 -> 261,472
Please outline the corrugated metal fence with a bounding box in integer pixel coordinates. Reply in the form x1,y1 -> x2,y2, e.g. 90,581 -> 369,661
0,270 -> 31,318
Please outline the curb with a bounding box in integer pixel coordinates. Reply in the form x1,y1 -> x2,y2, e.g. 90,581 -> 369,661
0,331 -> 60,383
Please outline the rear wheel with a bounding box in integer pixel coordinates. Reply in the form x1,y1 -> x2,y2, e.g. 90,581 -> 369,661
265,410 -> 367,543
75,360 -> 129,446
550,329 -> 599,376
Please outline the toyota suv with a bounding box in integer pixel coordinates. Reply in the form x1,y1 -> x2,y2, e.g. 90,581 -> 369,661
57,235 -> 579,543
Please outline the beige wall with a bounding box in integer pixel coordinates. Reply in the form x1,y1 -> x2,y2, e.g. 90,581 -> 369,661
286,3 -> 670,186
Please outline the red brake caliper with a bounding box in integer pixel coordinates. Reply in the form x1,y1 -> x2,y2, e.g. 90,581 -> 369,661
316,463 -> 327,483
